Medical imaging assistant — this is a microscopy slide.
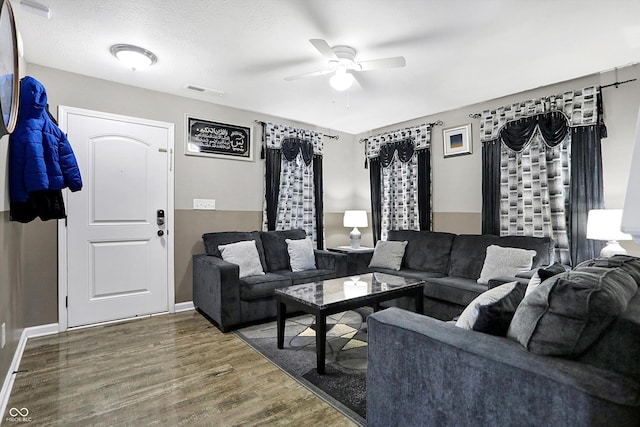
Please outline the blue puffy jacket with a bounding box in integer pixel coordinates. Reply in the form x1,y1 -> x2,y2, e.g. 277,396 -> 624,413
9,76 -> 82,203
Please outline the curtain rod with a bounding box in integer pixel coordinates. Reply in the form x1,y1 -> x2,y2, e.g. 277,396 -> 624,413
360,120 -> 443,143
601,78 -> 637,89
253,120 -> 339,140
469,80 -> 637,119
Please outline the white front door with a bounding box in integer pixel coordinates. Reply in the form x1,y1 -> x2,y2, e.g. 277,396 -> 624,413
58,107 -> 174,329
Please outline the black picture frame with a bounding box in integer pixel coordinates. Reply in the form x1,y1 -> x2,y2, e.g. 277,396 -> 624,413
185,116 -> 252,161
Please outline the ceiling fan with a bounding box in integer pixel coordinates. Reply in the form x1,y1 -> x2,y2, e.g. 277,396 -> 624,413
284,39 -> 406,91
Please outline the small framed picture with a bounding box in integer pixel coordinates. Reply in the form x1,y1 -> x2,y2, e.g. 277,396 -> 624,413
443,124 -> 472,158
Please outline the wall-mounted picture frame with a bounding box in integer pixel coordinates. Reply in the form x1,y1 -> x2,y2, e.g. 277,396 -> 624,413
443,123 -> 472,158
185,116 -> 252,161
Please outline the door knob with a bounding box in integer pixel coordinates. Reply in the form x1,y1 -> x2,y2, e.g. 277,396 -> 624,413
157,230 -> 164,237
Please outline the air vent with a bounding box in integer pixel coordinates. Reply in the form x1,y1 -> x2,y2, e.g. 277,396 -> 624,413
184,84 -> 224,96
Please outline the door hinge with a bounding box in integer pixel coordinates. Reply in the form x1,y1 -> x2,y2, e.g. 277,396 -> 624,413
65,296 -> 68,308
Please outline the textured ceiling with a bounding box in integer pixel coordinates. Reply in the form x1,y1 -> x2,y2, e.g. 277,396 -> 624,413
11,0 -> 640,134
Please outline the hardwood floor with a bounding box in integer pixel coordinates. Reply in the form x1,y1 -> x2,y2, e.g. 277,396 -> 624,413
4,311 -> 356,426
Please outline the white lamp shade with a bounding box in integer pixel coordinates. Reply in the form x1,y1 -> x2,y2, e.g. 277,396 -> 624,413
329,66 -> 354,91
343,210 -> 368,228
587,209 -> 632,241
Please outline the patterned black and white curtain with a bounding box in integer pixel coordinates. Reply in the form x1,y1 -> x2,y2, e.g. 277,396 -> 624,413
481,86 -> 606,265
262,122 -> 324,248
366,124 -> 431,242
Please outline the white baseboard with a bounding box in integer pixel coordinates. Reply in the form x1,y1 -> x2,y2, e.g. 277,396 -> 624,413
0,323 -> 57,421
175,301 -> 194,312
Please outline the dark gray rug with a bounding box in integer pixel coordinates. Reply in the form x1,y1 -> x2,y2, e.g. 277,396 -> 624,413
234,308 -> 371,426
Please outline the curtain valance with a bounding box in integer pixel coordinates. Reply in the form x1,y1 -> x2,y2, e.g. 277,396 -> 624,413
379,139 -> 415,166
282,137 -> 314,165
265,121 -> 323,155
365,124 -> 430,159
499,111 -> 569,152
480,86 -> 600,143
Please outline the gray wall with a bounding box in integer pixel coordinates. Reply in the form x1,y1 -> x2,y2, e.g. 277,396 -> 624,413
2,62 -> 640,384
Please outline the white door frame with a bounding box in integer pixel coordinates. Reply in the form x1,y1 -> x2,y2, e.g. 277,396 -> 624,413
57,106 -> 175,332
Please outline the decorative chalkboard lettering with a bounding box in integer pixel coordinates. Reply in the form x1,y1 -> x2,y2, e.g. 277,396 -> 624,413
186,117 -> 252,161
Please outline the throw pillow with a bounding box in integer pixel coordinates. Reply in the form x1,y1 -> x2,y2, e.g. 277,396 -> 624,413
473,282 -> 527,336
218,240 -> 265,279
477,245 -> 537,285
285,238 -> 317,272
368,240 -> 408,271
507,266 -> 638,356
575,255 -> 640,285
525,263 -> 567,297
455,282 -> 520,330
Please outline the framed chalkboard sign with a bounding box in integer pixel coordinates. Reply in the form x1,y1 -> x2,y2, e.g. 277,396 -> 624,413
185,116 -> 252,161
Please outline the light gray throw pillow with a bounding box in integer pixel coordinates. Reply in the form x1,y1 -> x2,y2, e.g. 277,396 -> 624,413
285,238 -> 317,272
508,266 -> 638,356
368,240 -> 408,271
218,240 -> 265,278
477,245 -> 536,284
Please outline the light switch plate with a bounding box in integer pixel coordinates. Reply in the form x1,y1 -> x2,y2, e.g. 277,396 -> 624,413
1,323 -> 5,349
193,198 -> 216,210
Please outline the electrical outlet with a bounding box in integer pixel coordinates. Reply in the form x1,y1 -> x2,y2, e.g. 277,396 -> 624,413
1,323 -> 5,349
193,198 -> 216,210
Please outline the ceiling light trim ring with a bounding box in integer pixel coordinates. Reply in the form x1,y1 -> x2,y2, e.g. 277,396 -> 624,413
110,44 -> 158,70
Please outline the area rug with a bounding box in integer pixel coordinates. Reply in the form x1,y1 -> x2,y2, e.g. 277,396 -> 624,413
234,308 -> 371,426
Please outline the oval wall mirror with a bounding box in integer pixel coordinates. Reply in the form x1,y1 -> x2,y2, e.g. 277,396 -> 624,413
0,0 -> 19,136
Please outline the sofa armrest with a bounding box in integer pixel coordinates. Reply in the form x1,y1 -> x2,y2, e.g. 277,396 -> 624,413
192,254 -> 241,332
314,249 -> 348,277
367,308 -> 640,427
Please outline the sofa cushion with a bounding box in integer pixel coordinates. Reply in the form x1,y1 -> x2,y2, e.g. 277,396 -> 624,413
369,240 -> 408,271
373,268 -> 445,282
218,240 -> 266,279
448,234 -> 554,280
239,272 -> 292,301
260,229 -> 307,271
387,230 -> 456,274
271,269 -> 336,285
423,277 -> 488,307
455,281 -> 520,330
285,238 -> 316,272
202,231 -> 267,270
477,245 -> 536,285
575,255 -> 640,285
508,266 -> 638,356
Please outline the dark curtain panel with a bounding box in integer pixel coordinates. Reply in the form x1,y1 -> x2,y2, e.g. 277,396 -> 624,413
481,139 -> 501,235
264,148 -> 281,231
569,124 -> 605,265
369,158 -> 382,244
417,149 -> 431,231
313,155 -> 324,249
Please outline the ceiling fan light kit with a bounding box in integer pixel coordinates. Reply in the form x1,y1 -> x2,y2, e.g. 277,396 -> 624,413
110,44 -> 157,71
330,66 -> 354,91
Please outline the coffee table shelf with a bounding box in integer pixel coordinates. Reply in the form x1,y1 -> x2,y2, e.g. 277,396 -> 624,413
275,272 -> 424,374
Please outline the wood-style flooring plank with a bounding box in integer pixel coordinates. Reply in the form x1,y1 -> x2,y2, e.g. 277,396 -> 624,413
4,311 -> 356,426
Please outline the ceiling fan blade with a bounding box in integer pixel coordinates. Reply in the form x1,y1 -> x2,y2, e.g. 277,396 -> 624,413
309,39 -> 337,60
284,68 -> 334,81
356,56 -> 406,71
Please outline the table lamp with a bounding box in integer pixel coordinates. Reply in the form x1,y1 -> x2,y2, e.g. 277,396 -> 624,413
343,210 -> 368,249
586,209 -> 632,257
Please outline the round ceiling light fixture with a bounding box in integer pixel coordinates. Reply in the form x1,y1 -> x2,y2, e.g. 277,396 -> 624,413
329,65 -> 354,91
110,44 -> 157,71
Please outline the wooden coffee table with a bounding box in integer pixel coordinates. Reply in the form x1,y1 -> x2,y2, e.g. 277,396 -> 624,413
275,272 -> 424,374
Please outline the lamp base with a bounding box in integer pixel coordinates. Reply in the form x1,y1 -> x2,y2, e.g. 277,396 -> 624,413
600,240 -> 628,258
349,227 -> 362,249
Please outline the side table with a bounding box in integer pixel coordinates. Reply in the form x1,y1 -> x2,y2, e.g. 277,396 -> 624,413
328,246 -> 374,276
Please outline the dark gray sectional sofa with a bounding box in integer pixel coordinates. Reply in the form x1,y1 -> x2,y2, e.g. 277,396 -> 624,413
193,229 -> 347,332
367,257 -> 640,426
369,230 -> 555,320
